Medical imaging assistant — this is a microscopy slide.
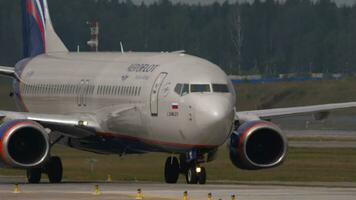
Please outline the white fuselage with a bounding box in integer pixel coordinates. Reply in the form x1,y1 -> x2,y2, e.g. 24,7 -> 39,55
13,52 -> 236,153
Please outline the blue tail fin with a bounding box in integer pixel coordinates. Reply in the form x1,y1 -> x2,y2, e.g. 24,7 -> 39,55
21,0 -> 46,58
21,0 -> 68,58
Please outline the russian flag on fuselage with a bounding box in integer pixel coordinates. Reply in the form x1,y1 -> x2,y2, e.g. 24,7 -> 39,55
21,0 -> 46,58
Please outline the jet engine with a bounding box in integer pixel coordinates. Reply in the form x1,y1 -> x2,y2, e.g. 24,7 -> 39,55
229,120 -> 288,170
0,120 -> 50,168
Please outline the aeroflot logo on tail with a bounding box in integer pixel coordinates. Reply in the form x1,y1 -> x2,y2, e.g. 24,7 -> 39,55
128,64 -> 159,73
26,0 -> 46,42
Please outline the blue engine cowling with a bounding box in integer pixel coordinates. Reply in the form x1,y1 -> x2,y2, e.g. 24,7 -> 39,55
0,120 -> 49,168
229,120 -> 288,170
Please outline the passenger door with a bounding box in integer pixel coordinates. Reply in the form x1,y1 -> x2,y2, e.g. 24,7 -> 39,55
150,72 -> 168,116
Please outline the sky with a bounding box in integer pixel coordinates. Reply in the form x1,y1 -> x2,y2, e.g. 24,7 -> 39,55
118,0 -> 356,6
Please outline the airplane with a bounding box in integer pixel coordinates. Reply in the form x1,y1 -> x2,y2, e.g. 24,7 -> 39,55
1,0 -> 356,184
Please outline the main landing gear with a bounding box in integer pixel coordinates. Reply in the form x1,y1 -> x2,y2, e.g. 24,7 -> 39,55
27,156 -> 63,184
164,153 -> 207,184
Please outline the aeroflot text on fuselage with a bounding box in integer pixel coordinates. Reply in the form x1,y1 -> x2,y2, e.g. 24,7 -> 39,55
128,64 -> 160,72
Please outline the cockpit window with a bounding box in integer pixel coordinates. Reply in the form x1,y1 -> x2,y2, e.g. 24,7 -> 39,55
181,84 -> 189,96
212,84 -> 229,93
174,84 -> 182,95
190,84 -> 211,93
175,83 -> 189,96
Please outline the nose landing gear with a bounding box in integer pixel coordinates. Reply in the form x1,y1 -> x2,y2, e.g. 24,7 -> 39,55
164,153 -> 207,184
185,165 -> 206,184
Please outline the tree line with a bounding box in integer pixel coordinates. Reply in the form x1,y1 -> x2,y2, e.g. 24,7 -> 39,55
0,0 -> 356,75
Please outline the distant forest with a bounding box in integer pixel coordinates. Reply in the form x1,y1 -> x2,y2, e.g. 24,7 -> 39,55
1,0 -> 356,75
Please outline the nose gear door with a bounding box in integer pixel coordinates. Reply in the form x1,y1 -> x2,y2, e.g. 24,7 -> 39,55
150,72 -> 168,116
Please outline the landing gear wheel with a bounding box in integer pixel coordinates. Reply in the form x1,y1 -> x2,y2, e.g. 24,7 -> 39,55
164,157 -> 180,183
185,166 -> 198,184
46,156 -> 63,183
27,168 -> 41,184
198,167 -> 206,184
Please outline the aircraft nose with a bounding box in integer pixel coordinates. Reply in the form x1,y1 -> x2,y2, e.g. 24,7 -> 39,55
194,95 -> 235,144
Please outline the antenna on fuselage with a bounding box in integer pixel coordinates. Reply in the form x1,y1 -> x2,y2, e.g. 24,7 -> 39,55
120,42 -> 125,54
171,50 -> 185,54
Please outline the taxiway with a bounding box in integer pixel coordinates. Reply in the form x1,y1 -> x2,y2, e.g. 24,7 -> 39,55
0,181 -> 356,200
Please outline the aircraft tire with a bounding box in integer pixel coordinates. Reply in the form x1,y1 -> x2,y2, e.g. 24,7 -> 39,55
164,157 -> 180,183
185,166 -> 198,184
27,168 -> 41,184
47,156 -> 63,183
198,167 -> 206,184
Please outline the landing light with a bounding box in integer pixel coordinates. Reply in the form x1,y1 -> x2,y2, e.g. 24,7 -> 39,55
196,167 -> 202,173
78,121 -> 89,126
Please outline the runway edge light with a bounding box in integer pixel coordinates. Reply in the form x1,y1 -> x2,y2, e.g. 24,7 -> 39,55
208,192 -> 213,200
106,174 -> 112,182
12,184 -> 21,194
93,185 -> 101,195
135,188 -> 144,200
183,191 -> 188,200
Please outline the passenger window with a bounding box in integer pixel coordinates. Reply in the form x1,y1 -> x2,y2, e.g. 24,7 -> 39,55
212,84 -> 229,93
191,84 -> 211,93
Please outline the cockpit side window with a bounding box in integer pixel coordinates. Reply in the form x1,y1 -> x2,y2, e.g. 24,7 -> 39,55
174,84 -> 182,95
181,84 -> 189,96
190,84 -> 211,93
212,84 -> 229,93
175,83 -> 190,96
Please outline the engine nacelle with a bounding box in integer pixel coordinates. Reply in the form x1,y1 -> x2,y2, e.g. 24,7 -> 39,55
229,120 -> 288,170
0,120 -> 50,168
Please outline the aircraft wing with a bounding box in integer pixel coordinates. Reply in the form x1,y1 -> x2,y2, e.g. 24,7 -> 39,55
0,66 -> 15,77
0,111 -> 100,138
236,102 -> 356,122
0,105 -> 137,139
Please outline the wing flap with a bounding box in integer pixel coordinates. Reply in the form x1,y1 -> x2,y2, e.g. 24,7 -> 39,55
236,102 -> 356,122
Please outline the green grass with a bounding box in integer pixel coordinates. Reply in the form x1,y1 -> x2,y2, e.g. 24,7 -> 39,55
1,146 -> 356,183
235,78 -> 356,111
